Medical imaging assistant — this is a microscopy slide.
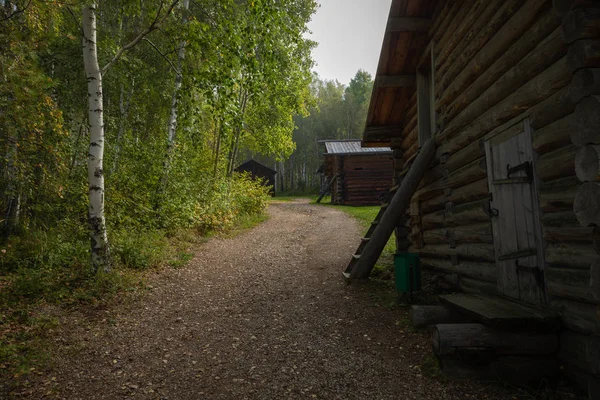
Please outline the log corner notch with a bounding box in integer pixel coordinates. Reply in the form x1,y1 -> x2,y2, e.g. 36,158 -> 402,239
346,138 -> 436,280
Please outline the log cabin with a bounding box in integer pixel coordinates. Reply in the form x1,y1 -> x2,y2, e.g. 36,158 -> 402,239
344,0 -> 600,397
319,139 -> 394,206
234,159 -> 277,194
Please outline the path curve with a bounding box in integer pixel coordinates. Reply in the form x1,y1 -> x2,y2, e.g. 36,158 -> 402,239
23,200 -> 516,399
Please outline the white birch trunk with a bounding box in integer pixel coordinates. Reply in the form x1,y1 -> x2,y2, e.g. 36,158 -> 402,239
162,0 -> 189,188
111,80 -> 134,175
83,2 -> 110,273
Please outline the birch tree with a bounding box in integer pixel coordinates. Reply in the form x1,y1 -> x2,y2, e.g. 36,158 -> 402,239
81,1 -> 178,272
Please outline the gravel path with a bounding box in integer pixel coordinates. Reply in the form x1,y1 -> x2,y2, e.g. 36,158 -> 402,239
18,199 -> 523,399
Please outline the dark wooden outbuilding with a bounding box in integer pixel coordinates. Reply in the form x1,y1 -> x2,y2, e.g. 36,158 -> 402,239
342,1 -> 600,397
320,140 -> 394,206
234,159 -> 277,194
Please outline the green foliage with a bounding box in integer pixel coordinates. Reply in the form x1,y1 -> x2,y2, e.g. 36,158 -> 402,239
194,173 -> 270,234
276,70 -> 374,193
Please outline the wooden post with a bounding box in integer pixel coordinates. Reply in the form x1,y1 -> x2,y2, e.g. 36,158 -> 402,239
348,139 -> 436,279
431,323 -> 559,357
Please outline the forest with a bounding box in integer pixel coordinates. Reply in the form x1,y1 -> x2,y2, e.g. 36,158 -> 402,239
1,0 -> 317,271
0,0 -> 373,300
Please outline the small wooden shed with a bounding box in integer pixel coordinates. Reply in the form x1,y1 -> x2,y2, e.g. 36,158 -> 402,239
320,140 -> 394,206
344,0 -> 600,397
234,159 -> 277,194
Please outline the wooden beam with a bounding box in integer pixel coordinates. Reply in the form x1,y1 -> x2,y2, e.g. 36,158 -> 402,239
375,74 -> 415,88
348,138 -> 436,279
387,17 -> 432,32
363,125 -> 403,138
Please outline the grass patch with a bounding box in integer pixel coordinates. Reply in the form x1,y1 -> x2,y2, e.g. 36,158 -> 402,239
421,354 -> 445,381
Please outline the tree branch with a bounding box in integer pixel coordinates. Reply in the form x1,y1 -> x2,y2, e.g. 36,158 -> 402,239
0,0 -> 31,22
142,38 -> 180,75
101,0 -> 180,76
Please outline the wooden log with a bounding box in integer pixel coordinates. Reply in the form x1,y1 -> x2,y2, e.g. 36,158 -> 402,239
348,139 -> 436,279
437,0 -> 528,96
550,298 -> 600,334
553,0 -> 596,16
437,57 -> 573,158
543,225 -> 596,244
563,8 -> 600,43
569,39 -> 600,69
415,157 -> 487,202
434,0 -> 485,74
439,68 -> 600,161
459,277 -> 498,296
574,182 -> 600,227
532,112 -> 575,154
559,331 -> 600,376
542,210 -> 580,227
440,6 -> 561,118
431,323 -> 559,357
420,256 -> 496,282
439,355 -> 495,381
420,243 -> 495,263
539,177 -> 580,214
536,143 -> 577,181
421,179 -> 489,214
571,96 -> 600,146
576,145 -> 600,182
490,356 -> 561,388
546,262 -> 600,303
409,305 -> 471,329
545,243 -> 599,268
422,222 -> 493,245
422,198 -> 491,230
562,364 -> 600,400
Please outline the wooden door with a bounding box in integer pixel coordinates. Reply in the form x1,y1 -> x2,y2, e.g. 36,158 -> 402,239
485,120 -> 546,304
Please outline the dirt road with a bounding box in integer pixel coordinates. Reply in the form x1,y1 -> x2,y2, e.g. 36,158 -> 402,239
19,199 -> 520,399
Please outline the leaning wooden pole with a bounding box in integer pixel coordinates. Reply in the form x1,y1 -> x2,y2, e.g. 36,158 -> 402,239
349,138 -> 436,279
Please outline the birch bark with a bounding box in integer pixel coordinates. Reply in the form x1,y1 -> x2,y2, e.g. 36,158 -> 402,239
161,0 -> 189,189
82,2 -> 110,272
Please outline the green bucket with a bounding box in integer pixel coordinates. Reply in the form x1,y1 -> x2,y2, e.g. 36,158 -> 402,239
394,253 -> 421,293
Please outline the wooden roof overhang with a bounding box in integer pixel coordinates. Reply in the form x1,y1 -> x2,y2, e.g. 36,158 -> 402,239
362,0 -> 440,147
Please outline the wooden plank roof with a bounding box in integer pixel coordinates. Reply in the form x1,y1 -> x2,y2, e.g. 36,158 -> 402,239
235,159 -> 277,174
321,139 -> 392,155
362,0 -> 439,147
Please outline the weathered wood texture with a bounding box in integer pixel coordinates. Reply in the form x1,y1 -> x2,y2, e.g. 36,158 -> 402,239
323,154 -> 394,206
431,323 -> 559,357
363,0 -> 600,394
348,139 -> 436,279
409,305 -> 471,328
439,293 -> 561,331
574,182 -> 600,227
575,145 -> 600,182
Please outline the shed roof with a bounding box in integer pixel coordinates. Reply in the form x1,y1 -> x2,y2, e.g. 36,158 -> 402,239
362,0 -> 439,147
321,140 -> 392,155
235,159 -> 277,174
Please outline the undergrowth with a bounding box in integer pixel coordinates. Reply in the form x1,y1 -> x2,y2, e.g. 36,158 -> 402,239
0,174 -> 270,387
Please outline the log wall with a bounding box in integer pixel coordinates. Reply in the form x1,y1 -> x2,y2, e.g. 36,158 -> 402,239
388,1 -> 600,396
325,154 -> 394,206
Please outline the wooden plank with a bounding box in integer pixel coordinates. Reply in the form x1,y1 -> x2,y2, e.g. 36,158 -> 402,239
347,139 -> 436,279
386,17 -> 432,32
439,293 -> 561,331
375,74 -> 416,88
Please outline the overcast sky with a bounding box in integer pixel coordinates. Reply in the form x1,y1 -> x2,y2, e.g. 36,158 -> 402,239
306,0 -> 392,85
